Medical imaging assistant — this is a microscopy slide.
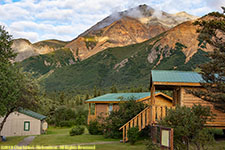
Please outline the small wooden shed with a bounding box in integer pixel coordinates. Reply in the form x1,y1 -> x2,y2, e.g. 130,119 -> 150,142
85,92 -> 172,124
0,109 -> 47,137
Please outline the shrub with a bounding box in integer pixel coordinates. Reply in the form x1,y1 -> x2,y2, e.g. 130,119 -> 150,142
192,128 -> 214,150
159,105 -> 214,150
145,139 -> 160,150
87,120 -> 103,135
127,127 -> 139,145
69,126 -> 85,136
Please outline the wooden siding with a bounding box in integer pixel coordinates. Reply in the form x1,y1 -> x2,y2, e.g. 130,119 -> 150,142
181,87 -> 225,128
141,96 -> 172,107
96,104 -> 108,118
87,95 -> 173,124
0,111 -> 42,137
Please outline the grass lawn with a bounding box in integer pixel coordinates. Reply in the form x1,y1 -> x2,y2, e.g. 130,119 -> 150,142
2,126 -> 225,150
96,141 -> 146,150
0,136 -> 26,146
30,126 -> 119,146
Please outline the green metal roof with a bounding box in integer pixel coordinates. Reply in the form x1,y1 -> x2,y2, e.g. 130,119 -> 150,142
151,70 -> 203,83
18,108 -> 46,120
86,92 -> 151,102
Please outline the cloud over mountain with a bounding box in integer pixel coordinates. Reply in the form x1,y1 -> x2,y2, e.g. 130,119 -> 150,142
0,0 -> 224,42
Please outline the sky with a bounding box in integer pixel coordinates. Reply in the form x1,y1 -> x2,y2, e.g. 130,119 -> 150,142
0,0 -> 224,43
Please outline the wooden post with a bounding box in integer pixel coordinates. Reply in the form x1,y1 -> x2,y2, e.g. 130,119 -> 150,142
134,117 -> 137,127
150,105 -> 156,124
170,128 -> 174,150
162,106 -> 166,119
130,120 -> 133,128
138,115 -> 142,131
151,85 -> 156,105
88,104 -> 91,124
126,124 -> 129,141
123,127 -> 125,143
89,103 -> 91,115
147,107 -> 150,125
151,125 -> 157,144
142,111 -> 146,129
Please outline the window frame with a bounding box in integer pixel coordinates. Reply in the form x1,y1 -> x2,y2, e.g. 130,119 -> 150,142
24,121 -> 30,131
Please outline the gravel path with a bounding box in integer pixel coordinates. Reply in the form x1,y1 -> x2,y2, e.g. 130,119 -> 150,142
17,136 -> 36,146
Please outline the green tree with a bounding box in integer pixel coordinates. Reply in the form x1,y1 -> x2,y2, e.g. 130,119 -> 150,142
111,84 -> 117,93
85,93 -> 90,100
192,9 -> 225,112
0,26 -> 40,134
104,98 -> 146,138
93,86 -> 97,97
159,105 -> 214,150
0,26 -> 16,63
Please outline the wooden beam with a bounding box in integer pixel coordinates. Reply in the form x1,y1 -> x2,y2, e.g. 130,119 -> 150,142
153,81 -> 201,87
151,85 -> 156,105
142,111 -> 146,129
138,116 -> 142,131
126,124 -> 129,141
89,103 -> 91,115
123,127 -> 125,143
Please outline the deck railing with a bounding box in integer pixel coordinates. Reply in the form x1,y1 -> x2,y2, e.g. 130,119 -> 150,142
119,105 -> 174,143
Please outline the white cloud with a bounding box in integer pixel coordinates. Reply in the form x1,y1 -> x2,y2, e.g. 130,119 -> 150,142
10,30 -> 39,42
0,0 -> 223,43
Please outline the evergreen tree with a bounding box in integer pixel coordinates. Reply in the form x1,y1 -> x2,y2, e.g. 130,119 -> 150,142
93,86 -> 97,97
59,92 -> 65,105
85,94 -> 90,100
97,90 -> 101,96
192,9 -> 225,112
111,84 -> 117,93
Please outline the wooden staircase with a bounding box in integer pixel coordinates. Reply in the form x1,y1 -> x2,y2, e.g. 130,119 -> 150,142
119,105 -> 174,143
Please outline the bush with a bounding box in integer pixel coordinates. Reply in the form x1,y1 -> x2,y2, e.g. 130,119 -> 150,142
69,126 -> 85,136
159,105 -> 214,150
127,127 -> 139,145
145,139 -> 160,150
87,120 -> 103,135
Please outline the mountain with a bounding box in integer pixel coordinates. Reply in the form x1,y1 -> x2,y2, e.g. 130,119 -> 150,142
12,39 -> 68,62
65,4 -> 197,61
18,6 -> 217,93
34,16 -> 214,93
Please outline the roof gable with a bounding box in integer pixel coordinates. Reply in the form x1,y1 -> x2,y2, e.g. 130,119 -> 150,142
18,109 -> 46,120
151,70 -> 203,83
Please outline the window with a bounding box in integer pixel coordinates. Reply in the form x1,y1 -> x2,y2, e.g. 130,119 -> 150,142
108,104 -> 113,114
24,121 -> 30,131
90,104 -> 95,115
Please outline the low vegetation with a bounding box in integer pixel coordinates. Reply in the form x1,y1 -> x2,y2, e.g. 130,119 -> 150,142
69,126 -> 85,136
87,120 -> 104,135
127,127 -> 140,145
159,105 -> 215,150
